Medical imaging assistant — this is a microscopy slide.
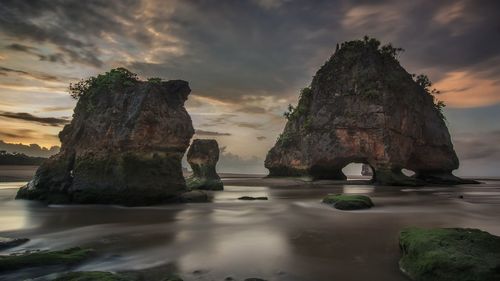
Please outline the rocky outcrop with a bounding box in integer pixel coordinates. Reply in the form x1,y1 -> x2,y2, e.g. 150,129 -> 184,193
361,164 -> 373,176
186,139 -> 223,190
265,38 -> 475,186
16,68 -> 195,205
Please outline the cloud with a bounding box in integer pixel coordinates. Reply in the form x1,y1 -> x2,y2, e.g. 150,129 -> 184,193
0,111 -> 69,126
0,66 -> 60,81
237,105 -> 267,114
236,122 -> 263,129
5,43 -> 66,63
41,106 -> 73,112
195,129 -> 231,136
453,130 -> 500,161
218,146 -> 266,174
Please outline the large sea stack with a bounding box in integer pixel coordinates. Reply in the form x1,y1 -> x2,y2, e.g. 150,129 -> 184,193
17,68 -> 195,205
265,38 -> 474,186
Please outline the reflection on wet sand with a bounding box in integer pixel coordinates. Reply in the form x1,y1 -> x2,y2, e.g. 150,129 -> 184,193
0,179 -> 499,281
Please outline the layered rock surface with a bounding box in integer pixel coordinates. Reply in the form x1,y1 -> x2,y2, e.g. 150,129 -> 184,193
186,139 -> 223,190
17,69 -> 194,205
265,38 -> 474,186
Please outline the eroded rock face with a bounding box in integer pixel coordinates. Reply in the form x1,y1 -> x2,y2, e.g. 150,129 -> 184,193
265,39 -> 474,186
186,139 -> 223,190
17,71 -> 194,205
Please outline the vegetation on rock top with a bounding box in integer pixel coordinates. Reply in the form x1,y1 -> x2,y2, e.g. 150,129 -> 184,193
69,68 -> 166,100
399,227 -> 500,281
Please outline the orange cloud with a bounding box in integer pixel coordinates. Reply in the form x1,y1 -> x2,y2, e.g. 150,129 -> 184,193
434,71 -> 500,108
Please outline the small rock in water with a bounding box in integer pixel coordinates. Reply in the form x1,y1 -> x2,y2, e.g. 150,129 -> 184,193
0,237 -> 29,250
238,196 -> 268,201
322,194 -> 374,210
179,190 -> 210,203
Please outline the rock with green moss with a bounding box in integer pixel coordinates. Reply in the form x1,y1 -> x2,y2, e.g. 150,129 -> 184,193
55,271 -> 132,281
265,37 -> 474,186
16,68 -> 195,206
0,247 -> 94,271
322,194 -> 374,210
186,139 -> 223,191
399,227 -> 500,281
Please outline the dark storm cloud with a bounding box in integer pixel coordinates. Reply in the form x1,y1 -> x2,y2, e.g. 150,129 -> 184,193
0,111 -> 69,126
195,129 -> 232,136
5,43 -> 36,52
0,0 -> 143,67
1,0 -> 500,102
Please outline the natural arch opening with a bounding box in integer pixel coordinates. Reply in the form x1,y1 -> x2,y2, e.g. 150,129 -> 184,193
341,163 -> 374,180
402,168 -> 415,177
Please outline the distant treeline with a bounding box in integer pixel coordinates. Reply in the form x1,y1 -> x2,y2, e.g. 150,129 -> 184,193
0,151 -> 47,165
0,140 -> 59,158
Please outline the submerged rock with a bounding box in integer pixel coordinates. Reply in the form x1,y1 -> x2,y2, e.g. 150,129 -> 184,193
186,139 -> 223,190
399,227 -> 500,281
238,196 -> 268,200
16,68 -> 194,206
179,190 -> 211,203
0,237 -> 29,250
265,38 -> 475,186
322,194 -> 373,210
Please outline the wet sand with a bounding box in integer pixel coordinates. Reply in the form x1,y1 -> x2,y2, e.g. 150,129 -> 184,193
0,176 -> 499,281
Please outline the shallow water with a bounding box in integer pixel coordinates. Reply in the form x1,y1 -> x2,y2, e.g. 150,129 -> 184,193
1,178 -> 500,281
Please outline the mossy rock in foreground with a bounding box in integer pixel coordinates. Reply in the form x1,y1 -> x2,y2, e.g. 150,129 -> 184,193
55,271 -> 183,281
399,227 -> 500,281
0,247 -> 94,271
322,194 -> 374,210
55,271 -> 132,281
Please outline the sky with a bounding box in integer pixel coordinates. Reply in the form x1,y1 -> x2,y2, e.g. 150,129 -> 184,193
0,0 -> 499,176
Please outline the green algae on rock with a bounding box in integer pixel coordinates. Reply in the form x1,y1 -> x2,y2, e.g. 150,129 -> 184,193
399,227 -> 500,281
186,139 -> 223,191
322,194 -> 374,210
0,247 -> 94,271
16,68 -> 195,206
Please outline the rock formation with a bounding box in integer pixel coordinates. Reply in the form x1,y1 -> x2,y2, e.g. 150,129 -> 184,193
265,38 -> 475,186
16,68 -> 195,205
361,164 -> 373,176
186,139 -> 223,190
